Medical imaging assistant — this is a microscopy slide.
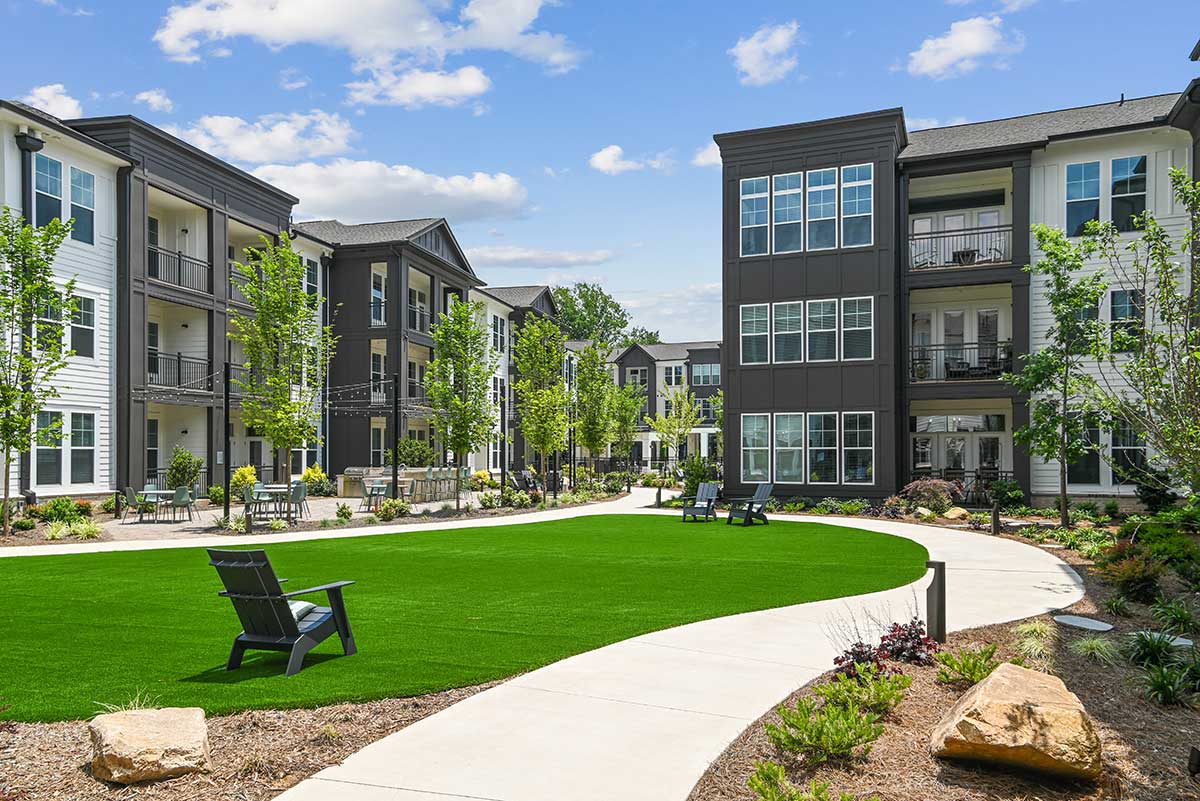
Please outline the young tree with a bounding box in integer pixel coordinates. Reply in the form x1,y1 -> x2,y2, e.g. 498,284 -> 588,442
424,299 -> 497,509
572,342 -> 615,460
229,233 -> 337,512
645,385 -> 702,468
0,209 -> 75,536
1005,224 -> 1108,527
551,282 -> 629,344
610,382 -> 646,473
512,315 -> 570,487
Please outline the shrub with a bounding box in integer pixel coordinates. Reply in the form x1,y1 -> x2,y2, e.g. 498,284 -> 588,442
502,487 -> 532,508
301,462 -> 328,485
98,494 -> 117,514
878,618 -> 939,665
40,496 -> 82,523
11,517 -> 36,532
837,499 -> 869,516
479,492 -> 500,510
377,498 -> 411,521
165,445 -> 204,492
1176,561 -> 1200,592
1103,595 -> 1131,616
269,518 -> 287,532
1138,663 -> 1194,706
1099,554 -> 1165,602
69,519 -> 101,539
1151,597 -> 1197,634
746,762 -> 875,801
227,514 -> 247,533
813,664 -> 911,715
1068,635 -> 1119,665
1134,469 -> 1179,513
935,644 -> 1005,685
810,497 -> 840,515
207,485 -> 225,505
73,499 -> 93,518
335,502 -> 352,521
303,464 -> 337,496
782,497 -> 809,513
1124,630 -> 1182,667
681,454 -> 715,499
230,465 -> 258,500
601,472 -> 629,494
468,470 -> 492,492
1075,501 -> 1099,516
832,642 -> 889,678
899,479 -> 957,516
1103,500 -> 1121,518
44,521 -> 69,540
387,438 -> 435,468
764,698 -> 883,765
989,477 -> 1025,510
967,512 -> 991,531
1014,620 -> 1057,667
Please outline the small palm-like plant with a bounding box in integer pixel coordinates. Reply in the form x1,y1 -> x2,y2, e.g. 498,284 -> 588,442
1125,630 -> 1182,667
935,643 -> 1005,686
1151,596 -> 1197,634
1137,663 -> 1194,707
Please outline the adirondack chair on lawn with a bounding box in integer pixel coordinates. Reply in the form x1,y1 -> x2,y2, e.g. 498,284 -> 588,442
680,482 -> 718,522
726,483 -> 773,526
207,549 -> 357,677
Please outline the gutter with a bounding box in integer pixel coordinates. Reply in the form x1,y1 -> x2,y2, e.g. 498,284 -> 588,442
13,130 -> 45,500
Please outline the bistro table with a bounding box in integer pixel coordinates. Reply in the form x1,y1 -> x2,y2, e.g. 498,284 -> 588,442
141,489 -> 176,521
363,480 -> 391,511
260,484 -> 294,518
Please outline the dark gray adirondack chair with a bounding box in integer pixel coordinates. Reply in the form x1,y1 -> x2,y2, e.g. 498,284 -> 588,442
726,483 -> 773,526
680,482 -> 718,522
207,549 -> 356,677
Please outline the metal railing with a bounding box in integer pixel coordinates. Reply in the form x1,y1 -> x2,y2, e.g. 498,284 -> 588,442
408,304 -> 430,333
907,468 -> 1015,506
370,299 -> 386,326
148,246 -> 210,292
908,225 -> 1012,271
408,380 -> 427,403
909,341 -> 1012,382
148,352 -> 212,390
228,262 -> 251,305
145,467 -> 210,496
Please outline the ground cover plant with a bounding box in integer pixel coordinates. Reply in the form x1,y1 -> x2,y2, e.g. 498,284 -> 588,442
0,514 -> 927,722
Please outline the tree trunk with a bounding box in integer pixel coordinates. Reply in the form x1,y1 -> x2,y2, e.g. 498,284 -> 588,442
1059,382 -> 1070,529
2,454 -> 10,537
455,450 -> 462,510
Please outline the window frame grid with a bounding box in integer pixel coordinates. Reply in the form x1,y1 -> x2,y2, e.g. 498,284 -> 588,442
804,299 -> 839,363
34,153 -> 63,228
740,412 -> 771,484
805,168 -> 838,252
1065,160 -> 1101,238
805,411 -> 839,486
1110,155 -> 1148,233
839,163 -> 873,248
771,301 -> 805,364
840,296 -> 874,361
772,412 -> 806,485
771,172 -> 804,255
35,410 -> 63,486
70,294 -> 96,359
740,303 -> 770,365
841,411 -> 875,486
69,166 -> 96,245
739,177 -> 770,258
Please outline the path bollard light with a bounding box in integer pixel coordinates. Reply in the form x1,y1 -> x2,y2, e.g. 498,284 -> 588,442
656,484 -> 662,507
991,500 -> 1001,536
926,560 -> 947,643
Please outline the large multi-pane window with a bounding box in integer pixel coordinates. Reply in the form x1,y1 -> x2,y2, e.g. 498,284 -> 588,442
146,419 -> 159,477
740,177 -> 769,257
842,412 -> 873,485
35,154 -> 62,228
491,314 -> 506,352
772,302 -> 804,363
1110,289 -> 1143,351
772,173 -> 803,254
806,168 -> 837,250
840,164 -> 872,247
806,412 -> 838,484
840,297 -> 873,360
740,304 -> 769,364
305,259 -> 319,296
69,167 -> 95,244
1066,161 -> 1100,237
371,272 -> 386,325
69,412 -> 95,484
805,300 -> 837,362
35,411 -> 62,485
692,363 -> 720,385
71,296 -> 95,358
1111,420 -> 1146,481
371,351 -> 386,401
741,414 -> 770,482
663,365 -> 684,386
1067,414 -> 1101,484
773,413 -> 805,483
370,421 -> 386,467
1111,156 -> 1147,233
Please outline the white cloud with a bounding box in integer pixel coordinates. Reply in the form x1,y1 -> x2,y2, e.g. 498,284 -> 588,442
906,115 -> 970,131
691,142 -> 721,167
279,68 -> 309,91
588,145 -> 673,176
209,46 -> 233,57
728,21 -> 803,86
907,16 -> 1024,80
253,159 -> 528,223
134,88 -> 175,113
466,245 -> 615,270
166,110 -> 356,164
34,0 -> 93,16
346,66 -> 491,108
21,84 -> 82,119
1000,0 -> 1038,9
618,282 -> 722,341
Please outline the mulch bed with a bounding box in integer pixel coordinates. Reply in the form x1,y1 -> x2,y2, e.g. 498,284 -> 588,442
689,538 -> 1200,801
0,681 -> 497,801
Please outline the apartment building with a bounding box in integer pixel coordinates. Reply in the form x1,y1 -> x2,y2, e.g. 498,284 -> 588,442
716,77 -> 1200,504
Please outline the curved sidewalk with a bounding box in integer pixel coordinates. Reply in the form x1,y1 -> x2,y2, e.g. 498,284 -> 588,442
275,511 -> 1084,801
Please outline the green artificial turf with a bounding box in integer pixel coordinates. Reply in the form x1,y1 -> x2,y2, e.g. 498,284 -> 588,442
0,514 -> 927,722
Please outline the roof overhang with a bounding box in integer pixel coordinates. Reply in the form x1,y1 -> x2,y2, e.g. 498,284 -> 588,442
0,102 -> 134,167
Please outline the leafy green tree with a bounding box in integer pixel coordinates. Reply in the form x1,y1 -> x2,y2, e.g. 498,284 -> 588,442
1005,224 -> 1107,527
229,232 -> 337,507
424,299 -> 497,509
573,342 -> 615,457
551,282 -> 629,344
610,382 -> 645,471
710,388 -> 725,458
0,208 -> 75,536
618,325 -> 661,348
512,315 -> 570,482
646,385 -> 702,466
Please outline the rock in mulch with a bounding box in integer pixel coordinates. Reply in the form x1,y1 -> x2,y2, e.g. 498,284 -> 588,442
943,507 -> 969,520
89,707 -> 212,784
1054,614 -> 1113,632
930,662 -> 1102,781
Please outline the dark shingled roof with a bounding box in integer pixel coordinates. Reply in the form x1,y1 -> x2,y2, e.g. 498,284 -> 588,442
634,341 -> 722,361
901,92 -> 1181,160
293,218 -> 439,246
477,285 -> 549,308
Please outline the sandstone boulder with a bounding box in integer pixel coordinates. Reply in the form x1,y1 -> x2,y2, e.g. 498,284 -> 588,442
89,707 -> 212,784
930,662 -> 1101,780
943,506 -> 970,520
914,506 -> 934,518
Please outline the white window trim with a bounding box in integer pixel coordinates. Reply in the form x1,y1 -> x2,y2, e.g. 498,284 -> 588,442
773,412 -> 806,485
69,165 -> 96,246
840,163 -> 873,249
1110,154 -> 1148,232
772,172 -> 804,255
35,153 -> 63,226
841,411 -> 875,486
740,303 -> 770,365
805,299 -> 838,363
370,422 -> 386,467
805,168 -> 838,252
1065,160 -> 1101,238
771,301 -> 804,364
739,177 -> 770,258
71,294 -> 96,361
806,411 -> 839,486
34,410 -> 63,487
840,296 -> 874,361
740,412 -> 771,484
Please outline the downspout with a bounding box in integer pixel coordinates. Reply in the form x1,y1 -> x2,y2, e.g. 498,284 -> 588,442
14,130 -> 45,502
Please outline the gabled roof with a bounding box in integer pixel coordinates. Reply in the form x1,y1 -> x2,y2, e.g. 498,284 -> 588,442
1191,38 -> 1200,61
0,100 -> 134,166
477,285 -> 555,312
293,218 -> 440,246
614,340 -> 722,363
901,92 -> 1182,161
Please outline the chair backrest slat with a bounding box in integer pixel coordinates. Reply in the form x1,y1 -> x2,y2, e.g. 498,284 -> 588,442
207,548 -> 300,639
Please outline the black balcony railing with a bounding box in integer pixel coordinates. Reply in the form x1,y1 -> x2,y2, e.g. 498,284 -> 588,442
370,299 -> 386,326
408,304 -> 430,333
228,262 -> 251,305
909,342 -> 1012,382
909,225 -> 1012,271
148,352 -> 212,390
408,380 -> 427,403
146,466 -> 209,496
148,246 -> 210,292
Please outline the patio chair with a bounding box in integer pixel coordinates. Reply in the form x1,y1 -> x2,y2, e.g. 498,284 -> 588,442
168,487 -> 194,522
290,482 -> 309,519
121,487 -> 153,523
726,483 -> 773,527
207,548 -> 356,677
680,482 -> 718,522
243,485 -> 268,518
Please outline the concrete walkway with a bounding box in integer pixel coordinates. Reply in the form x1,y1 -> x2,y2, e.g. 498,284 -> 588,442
274,500 -> 1084,801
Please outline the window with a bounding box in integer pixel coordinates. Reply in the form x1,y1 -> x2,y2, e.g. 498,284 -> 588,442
1067,414 -> 1101,484
370,421 -> 386,467
626,367 -> 647,387
371,351 -> 386,402
739,177 -> 769,256
805,300 -> 837,362
35,296 -> 64,352
1111,419 -> 1146,482
692,363 -> 720,386
697,397 -> 713,419
147,321 -> 160,379
1111,156 -> 1147,233
305,259 -> 319,297
1070,298 -> 1100,354
490,435 -> 501,470
840,164 -> 873,247
371,272 -> 386,325
35,411 -> 62,485
1110,289 -> 1143,351
70,412 -> 95,483
772,302 -> 804,363
67,166 -> 96,244
740,304 -> 769,364
840,297 -> 873,360
35,154 -> 62,228
774,413 -> 805,483
772,173 -> 803,253
491,314 -> 506,352
71,296 -> 95,358
842,412 -> 873,484
806,168 -> 837,250
741,413 -> 770,482
664,365 -> 684,386
146,419 -> 159,476
807,412 -> 838,484
1066,161 -> 1100,237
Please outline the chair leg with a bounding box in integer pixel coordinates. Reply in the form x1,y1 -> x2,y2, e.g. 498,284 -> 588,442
227,639 -> 247,671
327,587 -> 357,656
286,635 -> 319,676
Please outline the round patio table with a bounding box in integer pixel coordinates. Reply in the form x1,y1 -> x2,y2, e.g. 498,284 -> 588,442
141,489 -> 176,521
260,485 -> 293,518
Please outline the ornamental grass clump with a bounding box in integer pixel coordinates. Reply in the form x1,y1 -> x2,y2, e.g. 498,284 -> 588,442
1068,635 -> 1120,665
1151,596 -> 1198,634
763,697 -> 883,766
1124,630 -> 1183,668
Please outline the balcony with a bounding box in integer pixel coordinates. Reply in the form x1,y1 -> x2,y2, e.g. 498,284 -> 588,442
148,246 -> 210,292
408,304 -> 430,333
909,342 -> 1012,382
228,262 -> 251,305
148,352 -> 212,391
369,299 -> 387,327
909,225 -> 1012,271
408,380 -> 427,403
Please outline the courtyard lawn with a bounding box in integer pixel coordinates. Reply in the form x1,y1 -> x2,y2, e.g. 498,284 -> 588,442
0,514 -> 928,722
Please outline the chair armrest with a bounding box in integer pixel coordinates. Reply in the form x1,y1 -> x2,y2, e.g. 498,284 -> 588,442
282,580 -> 356,598
678,495 -> 697,502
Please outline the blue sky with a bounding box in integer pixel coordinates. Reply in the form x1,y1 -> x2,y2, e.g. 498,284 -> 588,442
4,0 -> 1198,340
